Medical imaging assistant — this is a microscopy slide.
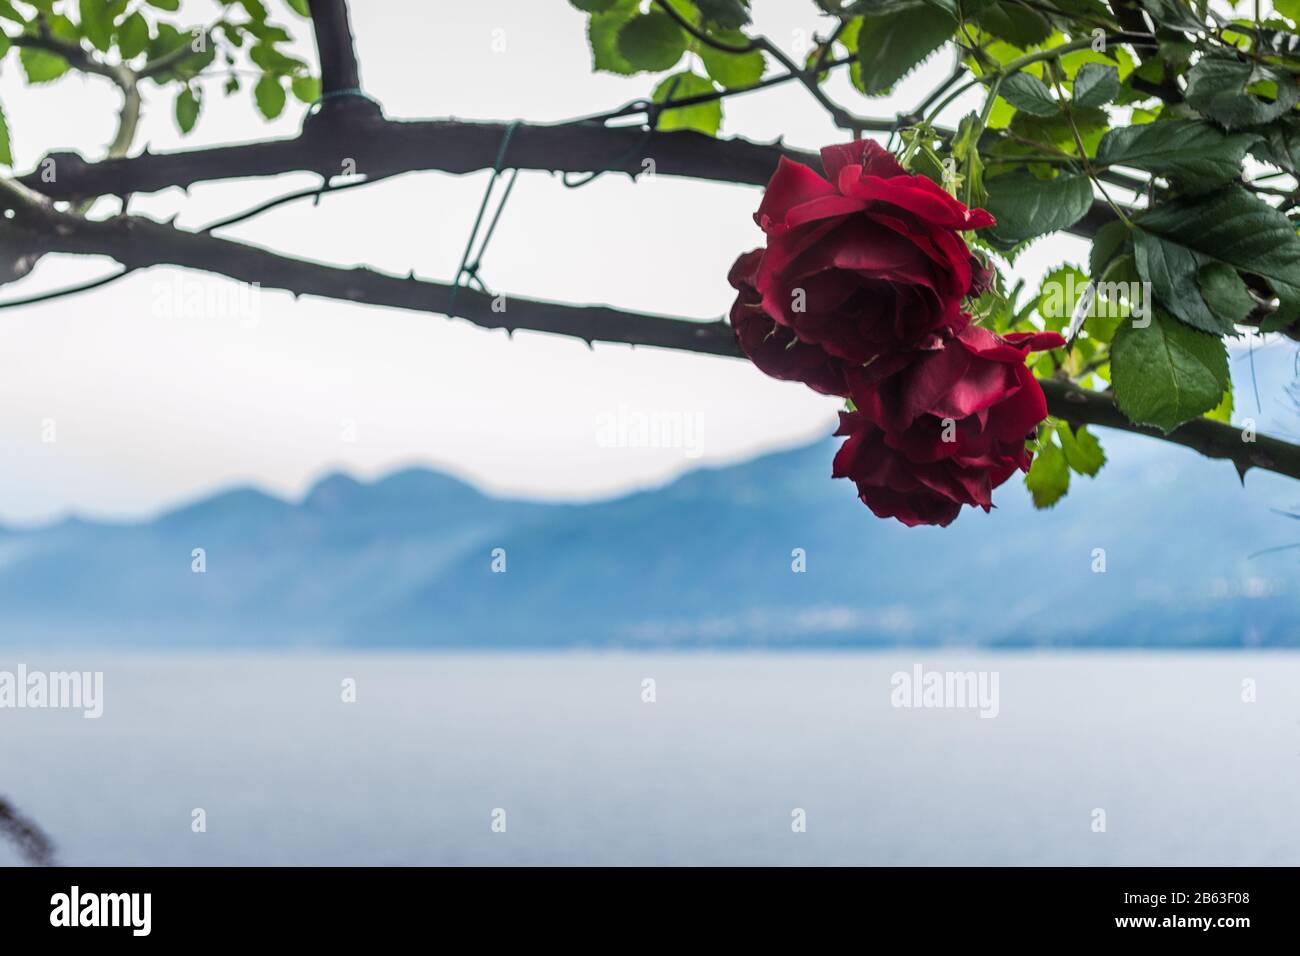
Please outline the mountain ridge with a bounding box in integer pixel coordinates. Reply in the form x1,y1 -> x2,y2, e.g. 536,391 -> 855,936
2,344 -> 1297,649
0,423 -> 1295,648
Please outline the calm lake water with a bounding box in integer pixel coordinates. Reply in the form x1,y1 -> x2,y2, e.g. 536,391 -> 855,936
1,651 -> 1297,866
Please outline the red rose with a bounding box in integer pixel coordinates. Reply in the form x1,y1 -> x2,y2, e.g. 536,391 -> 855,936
832,413 -> 975,528
750,139 -> 995,363
727,139 -> 1063,527
727,249 -> 850,396
833,327 -> 1065,527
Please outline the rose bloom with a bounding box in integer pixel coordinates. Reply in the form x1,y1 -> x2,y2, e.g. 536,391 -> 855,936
833,327 -> 1065,527
749,139 -> 995,364
727,249 -> 850,396
725,138 -> 1063,527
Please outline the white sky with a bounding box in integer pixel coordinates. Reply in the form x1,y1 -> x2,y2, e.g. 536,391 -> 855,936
0,0 -> 1210,526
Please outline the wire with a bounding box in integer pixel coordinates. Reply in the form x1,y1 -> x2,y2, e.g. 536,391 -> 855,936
564,75 -> 683,190
449,121 -> 520,309
0,268 -> 132,311
302,87 -> 377,124
201,174 -> 378,232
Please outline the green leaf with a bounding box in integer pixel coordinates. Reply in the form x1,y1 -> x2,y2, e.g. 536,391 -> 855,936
1205,387 -> 1233,424
699,36 -> 763,88
0,100 -> 12,167
652,71 -> 721,136
243,20 -> 291,43
1110,308 -> 1229,432
0,2 -> 24,24
1072,63 -> 1119,109
974,2 -> 1052,47
1185,54 -> 1299,130
1084,253 -> 1134,344
1008,105 -> 1110,155
983,172 -> 1094,246
117,11 -> 149,59
616,11 -> 686,72
145,21 -> 185,60
588,3 -> 638,75
249,41 -> 304,73
254,73 -> 286,119
291,74 -> 321,103
1025,439 -> 1070,508
1056,422 -> 1106,476
285,0 -> 310,15
1136,0 -> 1205,33
78,0 -> 113,52
145,0 -> 180,9
1136,187 -> 1300,330
143,21 -> 216,81
1036,264 -> 1089,331
1134,229 -> 1234,334
1249,116 -> 1300,174
19,46 -> 70,83
238,0 -> 270,21
855,7 -> 955,95
570,0 -> 620,10
1089,219 -> 1129,279
1095,120 -> 1256,193
1196,262 -> 1256,326
174,86 -> 200,134
696,0 -> 750,28
1040,0 -> 1114,16
999,72 -> 1059,116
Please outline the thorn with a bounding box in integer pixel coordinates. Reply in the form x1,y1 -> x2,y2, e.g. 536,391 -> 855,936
584,338 -> 594,350
1234,460 -> 1251,485
407,269 -> 417,281
505,327 -> 514,338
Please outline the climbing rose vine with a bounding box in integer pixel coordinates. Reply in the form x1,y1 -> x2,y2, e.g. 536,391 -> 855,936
729,140 -> 1064,527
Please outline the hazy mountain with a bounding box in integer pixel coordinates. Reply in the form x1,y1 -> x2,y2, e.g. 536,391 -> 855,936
3,341 -> 1298,649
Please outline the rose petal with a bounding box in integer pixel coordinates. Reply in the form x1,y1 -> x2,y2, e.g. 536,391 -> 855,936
840,170 -> 996,231
819,139 -> 907,182
755,157 -> 835,232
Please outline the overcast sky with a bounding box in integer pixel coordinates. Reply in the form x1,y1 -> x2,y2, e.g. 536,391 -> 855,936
0,0 -> 1287,526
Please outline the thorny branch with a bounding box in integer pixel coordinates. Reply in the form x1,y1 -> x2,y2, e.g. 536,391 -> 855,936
8,188 -> 1297,483
0,0 -> 1296,484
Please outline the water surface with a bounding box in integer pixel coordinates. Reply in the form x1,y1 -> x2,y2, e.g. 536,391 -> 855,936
1,652 -> 1295,865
